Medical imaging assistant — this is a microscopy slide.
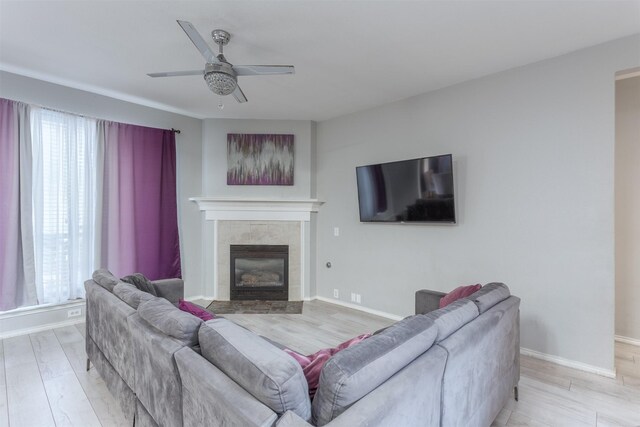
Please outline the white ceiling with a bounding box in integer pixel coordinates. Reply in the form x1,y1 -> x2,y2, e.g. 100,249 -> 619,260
1,1 -> 639,121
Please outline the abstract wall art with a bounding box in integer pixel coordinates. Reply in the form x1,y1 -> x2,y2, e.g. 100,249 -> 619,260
227,133 -> 294,185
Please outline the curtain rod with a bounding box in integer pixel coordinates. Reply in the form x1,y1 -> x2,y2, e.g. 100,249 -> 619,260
3,97 -> 181,135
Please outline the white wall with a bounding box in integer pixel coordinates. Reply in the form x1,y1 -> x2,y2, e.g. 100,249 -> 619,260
615,75 -> 640,342
0,71 -> 204,298
201,118 -> 315,199
315,35 -> 640,372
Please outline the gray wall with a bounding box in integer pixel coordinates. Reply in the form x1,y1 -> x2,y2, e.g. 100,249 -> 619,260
615,75 -> 640,342
315,35 -> 640,371
0,71 -> 204,298
199,118 -> 317,298
201,118 -> 315,198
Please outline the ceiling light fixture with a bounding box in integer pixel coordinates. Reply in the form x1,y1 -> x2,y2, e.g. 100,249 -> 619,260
204,63 -> 237,96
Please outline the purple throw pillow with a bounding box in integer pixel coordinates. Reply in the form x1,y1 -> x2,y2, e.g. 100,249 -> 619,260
178,299 -> 215,321
439,284 -> 482,308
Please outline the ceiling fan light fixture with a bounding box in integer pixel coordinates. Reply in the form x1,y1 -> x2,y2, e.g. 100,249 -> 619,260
148,22 -> 294,104
204,71 -> 237,96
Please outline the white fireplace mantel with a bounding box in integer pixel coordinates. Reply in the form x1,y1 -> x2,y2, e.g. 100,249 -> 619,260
190,197 -> 324,222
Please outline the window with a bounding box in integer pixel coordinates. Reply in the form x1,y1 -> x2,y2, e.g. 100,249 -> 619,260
31,108 -> 98,304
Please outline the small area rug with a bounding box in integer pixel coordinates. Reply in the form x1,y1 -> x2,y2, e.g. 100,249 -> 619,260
206,300 -> 303,315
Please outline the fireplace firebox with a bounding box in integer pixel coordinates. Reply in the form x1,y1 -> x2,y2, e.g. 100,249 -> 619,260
230,245 -> 289,300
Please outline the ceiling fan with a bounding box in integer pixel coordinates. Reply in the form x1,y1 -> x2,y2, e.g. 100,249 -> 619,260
147,20 -> 295,103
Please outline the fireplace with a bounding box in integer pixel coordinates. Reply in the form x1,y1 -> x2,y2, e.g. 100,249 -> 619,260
230,245 -> 289,300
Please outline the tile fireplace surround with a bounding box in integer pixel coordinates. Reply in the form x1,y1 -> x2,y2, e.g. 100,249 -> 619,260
190,198 -> 323,301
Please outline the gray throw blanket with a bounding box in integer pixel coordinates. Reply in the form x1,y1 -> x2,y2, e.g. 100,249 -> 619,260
121,273 -> 158,296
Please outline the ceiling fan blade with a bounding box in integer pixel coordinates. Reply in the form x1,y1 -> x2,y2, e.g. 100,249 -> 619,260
147,70 -> 205,78
232,85 -> 248,103
233,65 -> 295,76
176,20 -> 218,63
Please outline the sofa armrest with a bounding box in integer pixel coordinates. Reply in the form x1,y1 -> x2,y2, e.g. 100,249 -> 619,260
276,411 -> 313,427
151,278 -> 184,304
415,289 -> 446,314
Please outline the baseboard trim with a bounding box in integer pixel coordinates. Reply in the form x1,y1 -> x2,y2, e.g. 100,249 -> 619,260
0,317 -> 85,340
313,296 -> 404,321
185,295 -> 215,303
615,335 -> 640,347
520,347 -> 616,378
0,300 -> 85,320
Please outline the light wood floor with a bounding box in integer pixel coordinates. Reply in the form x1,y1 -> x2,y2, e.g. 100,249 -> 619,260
0,299 -> 638,427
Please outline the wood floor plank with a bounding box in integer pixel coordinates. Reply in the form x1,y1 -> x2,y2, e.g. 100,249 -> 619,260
622,374 -> 640,387
54,325 -> 129,427
520,364 -> 572,390
0,341 -> 8,427
568,381 -> 640,425
30,329 -> 75,380
53,326 -> 87,374
510,376 -> 597,426
3,335 -> 55,427
29,329 -> 101,426
74,322 -> 86,338
596,410 -> 640,427
74,370 -> 129,427
506,411 -> 552,426
43,371 -> 101,427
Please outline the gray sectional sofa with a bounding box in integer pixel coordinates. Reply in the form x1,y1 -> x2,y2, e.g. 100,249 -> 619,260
86,270 -> 520,427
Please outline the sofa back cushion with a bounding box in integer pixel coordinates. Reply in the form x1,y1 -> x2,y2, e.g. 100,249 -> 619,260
425,299 -> 479,342
199,318 -> 312,421
468,282 -> 511,314
312,315 -> 437,426
137,298 -> 203,346
113,282 -> 155,309
92,269 -> 119,293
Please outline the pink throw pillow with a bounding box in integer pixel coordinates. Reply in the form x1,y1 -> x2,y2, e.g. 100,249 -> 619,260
284,333 -> 371,398
178,299 -> 215,321
439,284 -> 482,308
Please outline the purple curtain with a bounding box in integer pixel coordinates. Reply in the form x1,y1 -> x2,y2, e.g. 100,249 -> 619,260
0,98 -> 37,311
99,120 -> 181,280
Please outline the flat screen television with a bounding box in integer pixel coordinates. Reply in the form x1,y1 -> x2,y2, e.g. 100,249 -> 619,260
356,154 -> 456,223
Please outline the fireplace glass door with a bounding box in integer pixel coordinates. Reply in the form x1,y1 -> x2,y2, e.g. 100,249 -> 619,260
230,245 -> 289,300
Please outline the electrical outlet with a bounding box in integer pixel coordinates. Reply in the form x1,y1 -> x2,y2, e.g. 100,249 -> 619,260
334,227 -> 340,237
351,292 -> 356,302
67,308 -> 82,318
356,294 -> 361,304
333,289 -> 339,298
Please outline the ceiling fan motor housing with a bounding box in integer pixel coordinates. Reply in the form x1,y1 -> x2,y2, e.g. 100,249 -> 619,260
204,62 -> 237,96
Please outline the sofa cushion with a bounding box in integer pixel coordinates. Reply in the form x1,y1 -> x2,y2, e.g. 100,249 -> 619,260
199,318 -> 311,421
312,315 -> 437,426
92,269 -> 119,293
113,282 -> 155,309
121,273 -> 158,296
468,282 -> 511,314
138,298 -> 203,346
425,299 -> 479,342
